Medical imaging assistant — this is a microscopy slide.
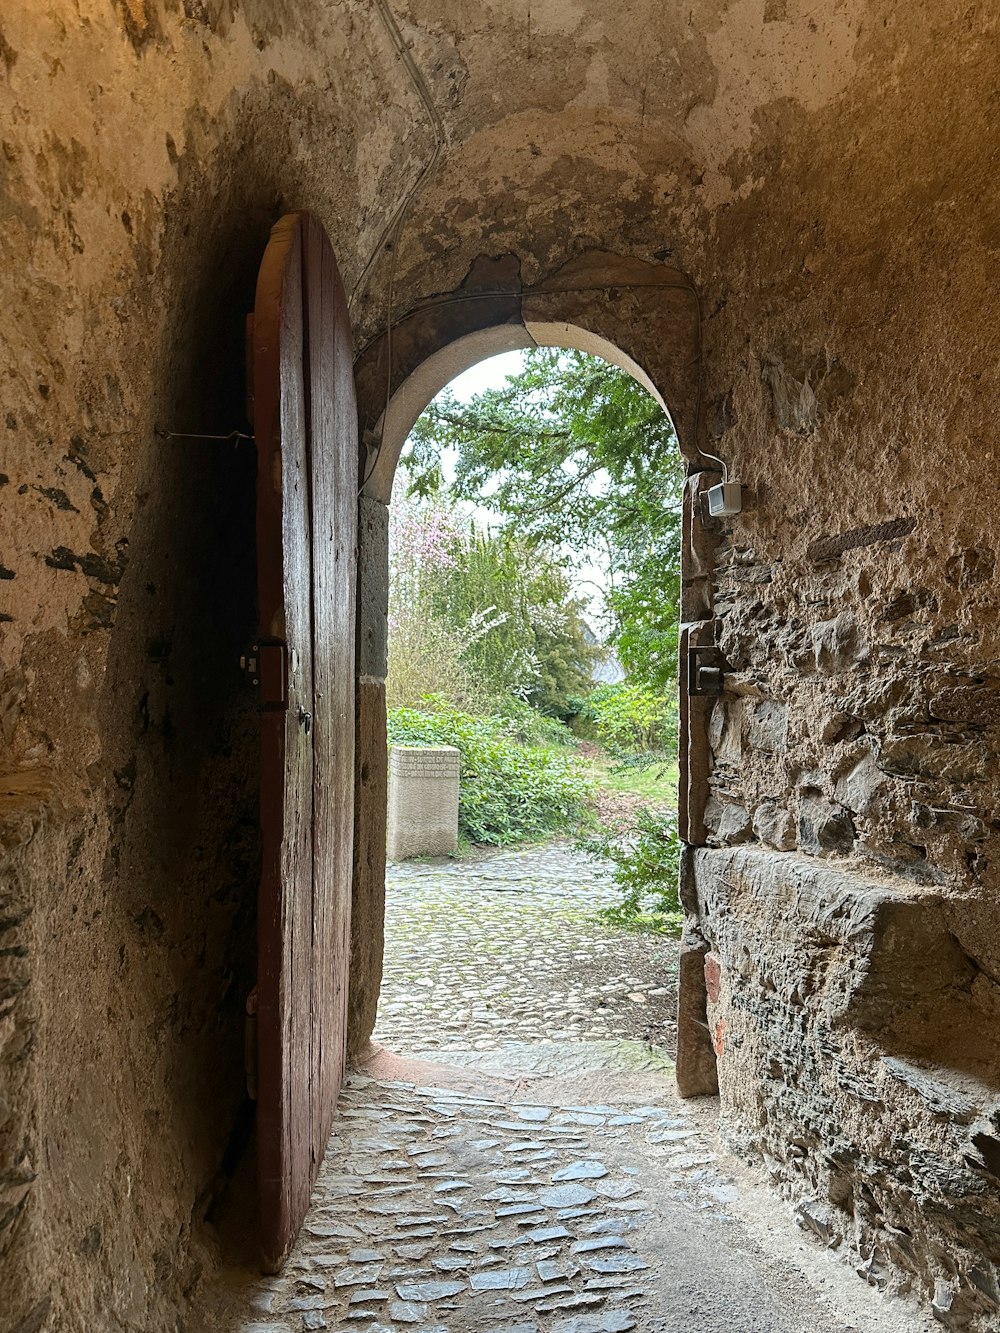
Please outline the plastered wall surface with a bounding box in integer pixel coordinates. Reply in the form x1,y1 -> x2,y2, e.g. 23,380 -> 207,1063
1,0 -> 998,1328
0,5 -> 383,1327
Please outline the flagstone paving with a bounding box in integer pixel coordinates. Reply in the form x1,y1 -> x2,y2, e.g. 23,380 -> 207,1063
204,844 -> 932,1333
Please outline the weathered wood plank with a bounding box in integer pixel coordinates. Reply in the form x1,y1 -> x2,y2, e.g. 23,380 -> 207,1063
302,212 -> 357,1172
253,211 -> 356,1272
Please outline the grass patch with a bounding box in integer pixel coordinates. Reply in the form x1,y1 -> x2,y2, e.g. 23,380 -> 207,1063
585,752 -> 679,805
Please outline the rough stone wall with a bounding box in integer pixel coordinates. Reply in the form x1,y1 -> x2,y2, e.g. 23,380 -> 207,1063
695,14 -> 1000,893
357,2 -> 1000,1322
692,847 -> 1000,1327
671,6 -> 1000,1324
0,4 -> 394,1328
2,0 -> 999,1328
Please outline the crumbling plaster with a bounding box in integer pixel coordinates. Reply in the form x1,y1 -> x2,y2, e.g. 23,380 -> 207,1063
1,0 -> 999,1328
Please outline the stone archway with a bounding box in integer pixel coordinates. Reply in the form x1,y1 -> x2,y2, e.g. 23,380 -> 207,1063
345,249 -> 718,1100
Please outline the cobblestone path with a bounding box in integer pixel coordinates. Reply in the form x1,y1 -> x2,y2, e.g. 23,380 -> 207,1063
374,845 -> 679,1056
204,846 -> 930,1333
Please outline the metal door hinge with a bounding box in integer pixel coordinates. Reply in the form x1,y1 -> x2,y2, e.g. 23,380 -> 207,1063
240,642 -> 288,709
687,644 -> 726,697
245,986 -> 258,1101
240,645 -> 260,685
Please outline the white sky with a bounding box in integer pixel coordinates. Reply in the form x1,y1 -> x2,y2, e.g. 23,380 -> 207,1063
448,350 -> 527,402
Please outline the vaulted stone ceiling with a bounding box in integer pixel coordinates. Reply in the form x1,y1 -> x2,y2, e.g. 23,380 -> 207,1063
355,0 -> 868,297
348,1 -> 997,335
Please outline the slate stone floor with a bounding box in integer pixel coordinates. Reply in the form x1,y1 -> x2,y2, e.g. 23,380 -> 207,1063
205,845 -> 929,1333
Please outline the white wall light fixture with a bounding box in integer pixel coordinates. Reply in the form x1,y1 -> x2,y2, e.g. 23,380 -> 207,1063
702,450 -> 743,517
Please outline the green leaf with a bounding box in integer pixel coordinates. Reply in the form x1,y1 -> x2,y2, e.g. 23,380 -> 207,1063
402,348 -> 682,694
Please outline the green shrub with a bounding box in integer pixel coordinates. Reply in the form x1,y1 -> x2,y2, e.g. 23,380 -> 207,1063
388,697 -> 591,846
583,806 -> 682,934
493,695 -> 577,748
577,682 -> 678,754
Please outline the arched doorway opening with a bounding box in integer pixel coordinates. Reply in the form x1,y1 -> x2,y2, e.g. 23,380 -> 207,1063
199,254 -> 884,1332
346,250 -> 721,1104
373,341 -> 683,1067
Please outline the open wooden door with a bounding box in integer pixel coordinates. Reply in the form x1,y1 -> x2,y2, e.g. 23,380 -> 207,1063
251,211 -> 358,1272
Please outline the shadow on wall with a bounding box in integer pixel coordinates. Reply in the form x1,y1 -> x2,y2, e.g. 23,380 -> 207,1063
94,198 -> 272,1252
18,176 -> 302,1326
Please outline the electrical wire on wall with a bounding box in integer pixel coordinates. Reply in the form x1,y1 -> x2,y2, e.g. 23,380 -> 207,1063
353,0 -> 447,494
350,0 -> 445,315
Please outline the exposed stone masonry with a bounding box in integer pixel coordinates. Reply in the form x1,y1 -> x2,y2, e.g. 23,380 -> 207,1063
690,475 -> 1000,1322
691,841 -> 1000,1328
705,515 -> 998,886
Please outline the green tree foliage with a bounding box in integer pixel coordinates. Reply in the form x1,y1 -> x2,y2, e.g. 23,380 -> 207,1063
404,348 -> 683,691
425,524 -> 596,712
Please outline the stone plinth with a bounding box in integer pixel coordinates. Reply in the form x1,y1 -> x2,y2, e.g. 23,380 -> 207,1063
387,746 -> 460,861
